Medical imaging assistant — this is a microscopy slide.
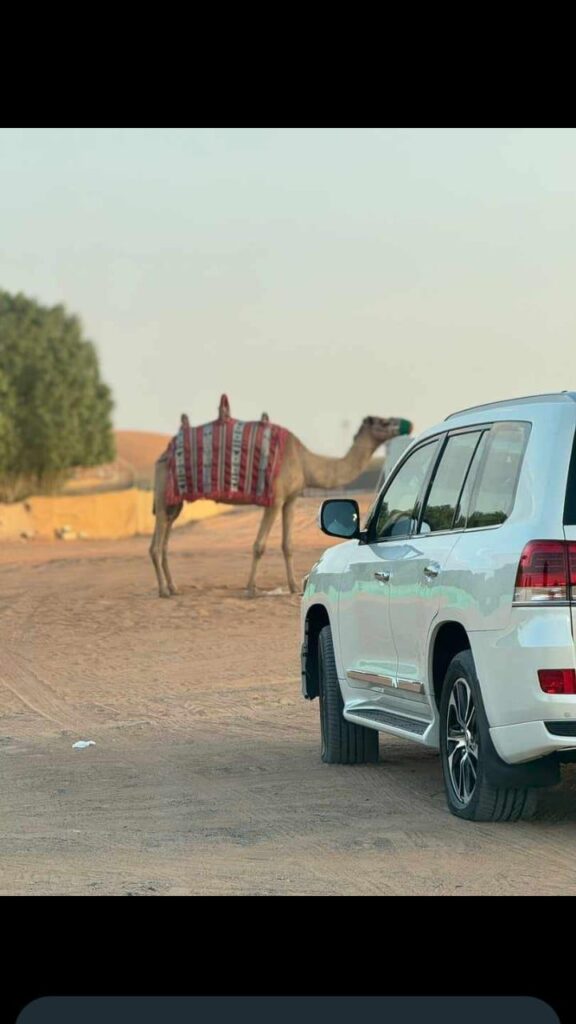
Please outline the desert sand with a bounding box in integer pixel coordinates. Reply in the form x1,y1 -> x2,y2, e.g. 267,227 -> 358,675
1,497 -> 576,896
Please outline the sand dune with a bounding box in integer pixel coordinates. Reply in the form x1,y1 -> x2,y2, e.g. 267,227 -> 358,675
64,430 -> 172,493
114,430 -> 171,478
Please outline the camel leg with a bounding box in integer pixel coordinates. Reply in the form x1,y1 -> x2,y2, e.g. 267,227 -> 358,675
149,456 -> 173,598
246,504 -> 281,597
282,495 -> 300,594
150,512 -> 171,597
161,504 -> 182,595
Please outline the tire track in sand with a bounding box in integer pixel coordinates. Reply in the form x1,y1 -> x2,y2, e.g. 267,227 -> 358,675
0,648 -> 93,730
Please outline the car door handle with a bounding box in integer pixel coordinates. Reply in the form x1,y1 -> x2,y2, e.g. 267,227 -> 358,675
423,564 -> 440,578
374,570 -> 391,582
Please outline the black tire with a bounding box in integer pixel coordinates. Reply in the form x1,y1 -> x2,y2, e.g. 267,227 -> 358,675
318,624 -> 379,764
439,650 -> 538,822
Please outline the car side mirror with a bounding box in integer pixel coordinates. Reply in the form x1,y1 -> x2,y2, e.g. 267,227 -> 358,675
319,499 -> 361,539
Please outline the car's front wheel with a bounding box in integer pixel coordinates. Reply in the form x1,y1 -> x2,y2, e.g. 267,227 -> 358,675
439,650 -> 538,821
318,624 -> 379,764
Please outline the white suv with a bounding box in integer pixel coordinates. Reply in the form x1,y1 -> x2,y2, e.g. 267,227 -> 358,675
300,393 -> 576,821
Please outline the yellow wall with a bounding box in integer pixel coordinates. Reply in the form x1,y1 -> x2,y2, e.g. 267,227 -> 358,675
0,489 -> 227,541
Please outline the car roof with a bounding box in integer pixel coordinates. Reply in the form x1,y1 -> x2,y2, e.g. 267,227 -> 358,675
444,391 -> 576,421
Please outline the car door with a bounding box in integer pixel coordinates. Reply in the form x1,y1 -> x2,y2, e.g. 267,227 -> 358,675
337,438 -> 441,707
387,428 -> 486,698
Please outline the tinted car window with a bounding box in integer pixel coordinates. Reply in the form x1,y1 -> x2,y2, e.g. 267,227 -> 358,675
374,440 -> 439,540
466,422 -> 530,528
453,432 -> 488,529
420,431 -> 482,533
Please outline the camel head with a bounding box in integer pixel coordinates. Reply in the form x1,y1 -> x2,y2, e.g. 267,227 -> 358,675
355,416 -> 413,449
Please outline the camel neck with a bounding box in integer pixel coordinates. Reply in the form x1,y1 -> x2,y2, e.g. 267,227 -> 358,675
301,435 -> 376,490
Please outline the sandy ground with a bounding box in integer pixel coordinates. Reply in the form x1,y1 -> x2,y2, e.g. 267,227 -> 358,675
2,496 -> 576,896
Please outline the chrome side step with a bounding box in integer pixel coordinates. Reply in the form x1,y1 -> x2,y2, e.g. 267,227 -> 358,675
346,707 -> 429,736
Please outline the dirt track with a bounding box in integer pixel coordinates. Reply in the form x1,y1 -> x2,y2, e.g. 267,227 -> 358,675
2,497 -> 576,896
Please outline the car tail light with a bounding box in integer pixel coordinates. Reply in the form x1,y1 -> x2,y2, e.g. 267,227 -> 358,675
513,540 -> 576,603
538,669 -> 576,694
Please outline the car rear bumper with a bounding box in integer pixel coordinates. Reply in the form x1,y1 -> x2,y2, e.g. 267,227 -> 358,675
490,720 -> 576,763
469,610 -> 576,729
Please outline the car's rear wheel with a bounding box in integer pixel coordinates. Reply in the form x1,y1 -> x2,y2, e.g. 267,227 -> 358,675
318,624 -> 379,764
439,650 -> 538,821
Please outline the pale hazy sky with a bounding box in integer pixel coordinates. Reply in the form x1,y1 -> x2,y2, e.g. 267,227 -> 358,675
1,127 -> 575,454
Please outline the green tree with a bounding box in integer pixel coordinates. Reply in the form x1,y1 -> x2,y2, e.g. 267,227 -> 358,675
0,290 -> 115,500
0,367 -> 17,476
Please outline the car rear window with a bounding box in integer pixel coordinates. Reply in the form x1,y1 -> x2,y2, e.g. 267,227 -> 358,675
465,421 -> 530,528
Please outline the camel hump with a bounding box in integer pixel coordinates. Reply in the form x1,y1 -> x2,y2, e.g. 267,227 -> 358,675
219,394 -> 231,420
181,413 -> 190,430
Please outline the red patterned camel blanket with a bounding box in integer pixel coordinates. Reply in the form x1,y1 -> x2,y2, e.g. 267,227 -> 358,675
164,396 -> 290,508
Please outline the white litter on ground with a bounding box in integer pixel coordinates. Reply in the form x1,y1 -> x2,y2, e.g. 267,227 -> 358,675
72,740 -> 96,749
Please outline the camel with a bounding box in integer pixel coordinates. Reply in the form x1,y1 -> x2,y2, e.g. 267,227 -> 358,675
150,409 -> 412,598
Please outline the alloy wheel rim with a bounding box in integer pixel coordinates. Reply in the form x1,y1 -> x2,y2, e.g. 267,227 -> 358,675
446,677 -> 479,805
